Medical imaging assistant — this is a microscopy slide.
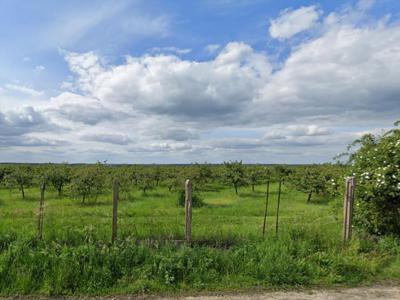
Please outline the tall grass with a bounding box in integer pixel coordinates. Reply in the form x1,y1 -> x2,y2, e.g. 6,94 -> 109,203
0,229 -> 398,296
0,183 -> 399,295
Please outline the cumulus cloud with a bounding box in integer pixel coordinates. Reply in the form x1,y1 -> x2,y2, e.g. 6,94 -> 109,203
46,92 -> 127,125
65,42 -> 271,124
0,107 -> 50,136
3,2 -> 400,163
269,6 -> 321,40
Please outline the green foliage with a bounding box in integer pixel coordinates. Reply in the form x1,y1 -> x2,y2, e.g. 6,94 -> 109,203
70,162 -> 106,204
110,167 -> 133,201
136,167 -> 156,195
289,164 -> 342,203
177,190 -> 204,208
272,165 -> 292,182
223,161 -> 246,195
246,166 -> 266,191
164,172 -> 184,193
46,163 -> 71,196
3,166 -> 33,199
347,122 -> 400,235
0,160 -> 399,295
0,232 -> 397,295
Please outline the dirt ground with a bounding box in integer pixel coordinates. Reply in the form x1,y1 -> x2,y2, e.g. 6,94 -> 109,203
164,285 -> 400,300
2,285 -> 399,299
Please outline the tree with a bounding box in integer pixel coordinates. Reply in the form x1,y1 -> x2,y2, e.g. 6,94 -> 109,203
223,161 -> 246,195
345,121 -> 400,235
71,163 -> 106,204
113,167 -> 134,201
0,166 -> 7,185
136,168 -> 156,195
289,166 -> 325,203
48,163 -> 71,196
165,172 -> 184,193
186,163 -> 213,191
247,166 -> 264,191
4,166 -> 33,199
272,165 -> 292,183
153,167 -> 163,186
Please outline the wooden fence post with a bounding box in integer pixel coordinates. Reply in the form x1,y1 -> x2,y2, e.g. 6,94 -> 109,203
262,180 -> 270,236
37,183 -> 45,240
185,179 -> 192,243
275,180 -> 282,236
343,176 -> 355,242
112,179 -> 119,243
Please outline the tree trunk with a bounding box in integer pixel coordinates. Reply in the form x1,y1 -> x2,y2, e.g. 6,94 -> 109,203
234,184 -> 238,195
58,186 -> 62,196
252,184 -> 255,192
21,185 -> 25,199
307,190 -> 313,203
82,195 -> 86,204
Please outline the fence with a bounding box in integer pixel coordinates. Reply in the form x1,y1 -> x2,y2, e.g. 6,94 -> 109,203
32,177 -> 356,244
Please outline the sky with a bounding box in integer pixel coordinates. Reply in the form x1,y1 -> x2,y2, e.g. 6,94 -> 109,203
0,0 -> 399,164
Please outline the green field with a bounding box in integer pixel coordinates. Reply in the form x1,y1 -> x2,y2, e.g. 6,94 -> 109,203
0,180 -> 399,296
0,182 -> 341,242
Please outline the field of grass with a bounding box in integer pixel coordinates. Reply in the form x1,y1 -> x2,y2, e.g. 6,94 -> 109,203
0,182 -> 399,296
0,182 -> 341,241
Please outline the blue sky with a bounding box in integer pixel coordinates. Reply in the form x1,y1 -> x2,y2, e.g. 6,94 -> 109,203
0,0 -> 400,163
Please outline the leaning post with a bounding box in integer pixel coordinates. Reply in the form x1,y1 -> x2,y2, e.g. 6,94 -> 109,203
185,179 -> 193,243
37,183 -> 45,240
343,177 -> 356,242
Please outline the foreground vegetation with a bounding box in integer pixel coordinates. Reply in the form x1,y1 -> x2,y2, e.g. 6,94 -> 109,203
0,178 -> 399,296
0,122 -> 399,296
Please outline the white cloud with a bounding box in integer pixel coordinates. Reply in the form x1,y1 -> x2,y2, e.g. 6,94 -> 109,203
151,47 -> 192,55
205,44 -> 221,54
3,3 -> 400,163
65,42 -> 271,123
4,83 -> 44,97
269,5 -> 322,40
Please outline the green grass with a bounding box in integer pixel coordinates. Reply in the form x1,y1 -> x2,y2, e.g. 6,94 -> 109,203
0,183 -> 399,296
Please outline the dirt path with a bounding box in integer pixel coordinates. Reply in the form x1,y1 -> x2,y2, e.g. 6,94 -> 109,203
2,285 -> 399,299
164,285 -> 400,300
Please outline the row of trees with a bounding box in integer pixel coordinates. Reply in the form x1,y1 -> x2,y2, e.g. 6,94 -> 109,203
0,161 -> 345,203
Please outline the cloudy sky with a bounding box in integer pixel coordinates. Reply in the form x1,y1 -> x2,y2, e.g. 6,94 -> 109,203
0,0 -> 399,164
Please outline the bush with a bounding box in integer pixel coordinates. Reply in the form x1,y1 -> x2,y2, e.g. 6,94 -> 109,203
177,190 -> 204,208
346,121 -> 400,235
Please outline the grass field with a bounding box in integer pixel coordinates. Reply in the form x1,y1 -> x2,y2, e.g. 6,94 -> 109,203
0,182 -> 341,242
0,182 -> 399,296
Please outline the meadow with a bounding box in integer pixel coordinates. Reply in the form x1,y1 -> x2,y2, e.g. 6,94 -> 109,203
0,170 -> 399,296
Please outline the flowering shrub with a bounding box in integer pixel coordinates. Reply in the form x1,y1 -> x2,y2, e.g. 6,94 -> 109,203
348,121 -> 400,235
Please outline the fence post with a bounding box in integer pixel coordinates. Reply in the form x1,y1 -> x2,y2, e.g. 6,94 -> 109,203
262,180 -> 270,236
185,179 -> 192,243
343,177 -> 355,242
275,179 -> 282,236
37,183 -> 45,240
112,179 -> 119,243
